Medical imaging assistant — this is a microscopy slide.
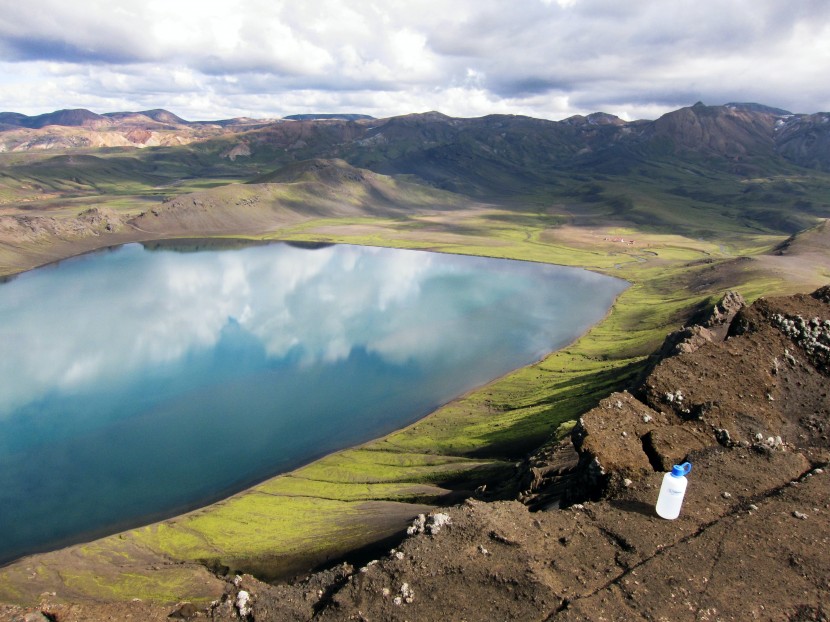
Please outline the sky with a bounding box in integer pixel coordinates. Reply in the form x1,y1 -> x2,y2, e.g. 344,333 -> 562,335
0,0 -> 829,122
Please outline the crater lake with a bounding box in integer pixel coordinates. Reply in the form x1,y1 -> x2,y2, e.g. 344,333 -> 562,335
0,241 -> 627,563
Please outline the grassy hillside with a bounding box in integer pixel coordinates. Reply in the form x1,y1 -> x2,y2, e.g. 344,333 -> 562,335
4,102 -> 830,239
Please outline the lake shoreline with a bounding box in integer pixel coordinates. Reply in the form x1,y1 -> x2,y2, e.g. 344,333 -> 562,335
0,238 -> 627,570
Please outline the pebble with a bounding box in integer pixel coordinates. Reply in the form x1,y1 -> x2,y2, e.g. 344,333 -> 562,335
400,582 -> 415,604
428,513 -> 452,535
407,514 -> 427,535
236,590 -> 252,618
409,512 -> 452,536
722,492 -> 732,499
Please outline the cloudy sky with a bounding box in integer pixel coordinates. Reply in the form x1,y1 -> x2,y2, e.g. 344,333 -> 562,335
1,0 -> 829,122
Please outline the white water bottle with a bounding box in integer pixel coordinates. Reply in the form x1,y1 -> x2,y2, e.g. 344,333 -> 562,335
655,462 -> 692,519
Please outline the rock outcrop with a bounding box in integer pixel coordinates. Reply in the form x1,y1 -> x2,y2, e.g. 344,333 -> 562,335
0,208 -> 129,243
555,288 -> 829,506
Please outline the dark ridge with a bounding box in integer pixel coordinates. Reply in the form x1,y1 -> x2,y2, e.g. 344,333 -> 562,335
0,111 -> 27,127
140,238 -> 270,253
284,113 -> 375,121
0,108 -> 106,129
284,241 -> 337,250
725,102 -> 793,115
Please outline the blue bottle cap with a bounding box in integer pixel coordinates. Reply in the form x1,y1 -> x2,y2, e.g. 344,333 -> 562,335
671,462 -> 692,477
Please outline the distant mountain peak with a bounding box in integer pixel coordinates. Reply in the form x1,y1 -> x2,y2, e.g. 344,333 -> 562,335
139,109 -> 189,124
102,109 -> 189,125
400,111 -> 453,122
24,108 -> 107,129
564,112 -> 626,127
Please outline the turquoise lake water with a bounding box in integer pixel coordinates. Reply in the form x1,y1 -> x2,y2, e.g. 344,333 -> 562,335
0,241 -> 627,563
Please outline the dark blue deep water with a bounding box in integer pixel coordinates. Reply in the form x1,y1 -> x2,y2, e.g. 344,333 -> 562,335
0,241 -> 627,562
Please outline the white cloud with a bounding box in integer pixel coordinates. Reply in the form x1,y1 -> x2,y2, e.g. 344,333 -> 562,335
0,0 -> 829,119
0,245 -> 431,412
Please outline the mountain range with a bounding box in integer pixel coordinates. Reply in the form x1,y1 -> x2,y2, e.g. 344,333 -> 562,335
3,101 -> 829,243
2,102 -> 828,172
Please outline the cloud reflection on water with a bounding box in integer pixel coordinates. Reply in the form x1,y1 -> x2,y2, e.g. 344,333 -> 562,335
0,243 -> 624,417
